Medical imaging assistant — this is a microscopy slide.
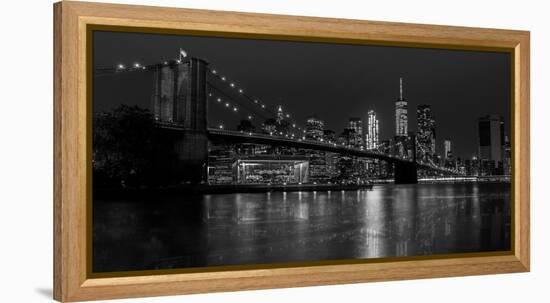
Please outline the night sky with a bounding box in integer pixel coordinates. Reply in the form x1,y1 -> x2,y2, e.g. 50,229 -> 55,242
93,30 -> 511,159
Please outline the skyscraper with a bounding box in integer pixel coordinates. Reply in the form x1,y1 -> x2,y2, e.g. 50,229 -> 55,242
478,114 -> 505,174
276,105 -> 284,123
444,139 -> 452,160
416,105 -> 436,161
366,110 -> 379,150
395,77 -> 408,137
305,115 -> 324,141
348,117 -> 363,147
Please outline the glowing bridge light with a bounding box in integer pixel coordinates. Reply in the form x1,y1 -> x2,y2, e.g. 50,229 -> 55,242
225,102 -> 230,107
116,64 -> 125,69
230,83 -> 235,87
233,107 -> 238,112
218,124 -> 224,129
247,115 -> 252,119
163,61 -> 168,65
254,100 -> 259,103
217,98 -> 221,102
133,62 -> 141,68
286,114 -> 290,118
212,69 -> 217,74
292,124 -> 296,127
261,104 -> 265,108
238,89 -> 243,93
221,76 -> 226,81
208,93 -> 212,97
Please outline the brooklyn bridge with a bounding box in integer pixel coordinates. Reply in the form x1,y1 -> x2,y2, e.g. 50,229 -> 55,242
94,54 -> 464,186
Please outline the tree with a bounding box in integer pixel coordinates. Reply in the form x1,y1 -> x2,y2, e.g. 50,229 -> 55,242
93,105 -> 158,188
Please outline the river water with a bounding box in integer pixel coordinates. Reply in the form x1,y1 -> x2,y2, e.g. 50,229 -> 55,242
93,183 -> 511,273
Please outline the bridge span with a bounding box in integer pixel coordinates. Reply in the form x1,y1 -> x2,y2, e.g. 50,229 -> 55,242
97,55 -> 463,185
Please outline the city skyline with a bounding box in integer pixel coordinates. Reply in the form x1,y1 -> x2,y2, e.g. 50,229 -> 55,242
93,31 -> 511,159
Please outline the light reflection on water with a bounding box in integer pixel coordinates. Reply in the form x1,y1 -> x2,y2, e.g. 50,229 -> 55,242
93,183 -> 510,273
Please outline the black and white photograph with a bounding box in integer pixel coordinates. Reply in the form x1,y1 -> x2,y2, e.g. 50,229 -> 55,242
91,29 -> 512,273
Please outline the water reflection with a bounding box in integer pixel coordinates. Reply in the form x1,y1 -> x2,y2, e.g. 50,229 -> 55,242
93,183 -> 511,272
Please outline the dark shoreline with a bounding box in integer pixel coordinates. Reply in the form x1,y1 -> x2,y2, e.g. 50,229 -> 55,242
93,180 -> 512,200
93,183 -> 374,199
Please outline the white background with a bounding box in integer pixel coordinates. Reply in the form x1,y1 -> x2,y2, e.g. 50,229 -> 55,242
0,0 -> 547,302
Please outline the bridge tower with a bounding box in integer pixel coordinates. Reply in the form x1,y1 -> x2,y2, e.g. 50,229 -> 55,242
151,57 -> 209,184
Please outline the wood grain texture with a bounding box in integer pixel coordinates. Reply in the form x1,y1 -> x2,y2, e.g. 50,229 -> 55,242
53,1 -> 530,301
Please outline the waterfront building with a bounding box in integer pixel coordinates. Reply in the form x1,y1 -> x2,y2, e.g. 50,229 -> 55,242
366,110 -> 379,150
234,155 -> 309,184
207,143 -> 235,184
478,114 -> 505,175
503,135 -> 512,175
307,150 -> 329,183
305,115 -> 324,141
467,156 -> 481,176
444,139 -> 452,160
395,77 -> 408,137
323,129 -> 336,143
348,117 -> 363,147
416,105 -> 436,162
342,128 -> 358,147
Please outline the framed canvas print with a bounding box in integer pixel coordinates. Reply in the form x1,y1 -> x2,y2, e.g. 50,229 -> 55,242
53,1 -> 530,302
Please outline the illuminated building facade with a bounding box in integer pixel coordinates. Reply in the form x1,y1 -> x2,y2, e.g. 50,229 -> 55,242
366,110 -> 379,150
478,114 -> 505,175
395,77 -> 408,137
305,116 -> 324,141
348,117 -> 363,147
444,139 -> 452,160
235,156 -> 309,184
416,105 -> 436,162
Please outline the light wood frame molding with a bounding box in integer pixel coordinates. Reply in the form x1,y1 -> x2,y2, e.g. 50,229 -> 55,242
53,1 -> 530,301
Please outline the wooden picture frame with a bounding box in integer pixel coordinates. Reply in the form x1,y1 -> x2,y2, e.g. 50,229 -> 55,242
53,1 -> 530,301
